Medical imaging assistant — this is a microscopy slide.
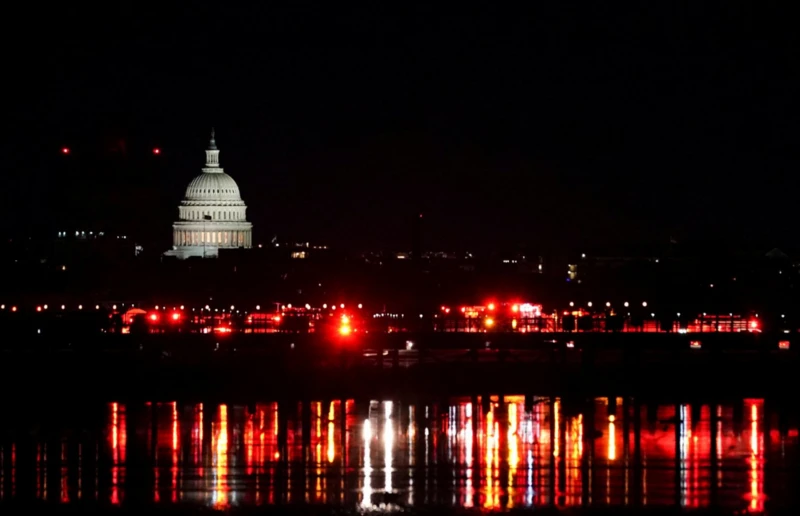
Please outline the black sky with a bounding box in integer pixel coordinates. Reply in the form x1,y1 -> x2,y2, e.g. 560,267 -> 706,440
3,4 -> 799,252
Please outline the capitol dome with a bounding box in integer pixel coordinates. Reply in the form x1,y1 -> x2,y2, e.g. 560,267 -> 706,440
164,130 -> 253,259
184,172 -> 242,202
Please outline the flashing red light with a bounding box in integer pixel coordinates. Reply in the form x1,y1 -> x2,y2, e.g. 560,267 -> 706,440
445,308 -> 451,314
779,340 -> 790,350
461,307 -> 466,313
153,148 -> 161,155
339,325 -> 351,336
171,312 -> 180,321
690,340 -> 702,349
274,315 -> 281,322
214,327 -> 232,334
487,303 -> 496,311
750,320 -> 759,329
149,313 -> 158,322
36,306 -> 42,312
511,304 -> 519,313
61,147 -> 70,154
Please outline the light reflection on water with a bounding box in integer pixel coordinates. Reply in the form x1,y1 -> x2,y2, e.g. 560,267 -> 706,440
0,397 -> 797,511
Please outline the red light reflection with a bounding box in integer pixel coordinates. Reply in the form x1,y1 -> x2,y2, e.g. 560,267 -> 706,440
109,402 -> 126,505
213,404 -> 229,507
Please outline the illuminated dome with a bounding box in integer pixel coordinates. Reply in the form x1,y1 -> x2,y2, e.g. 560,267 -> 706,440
184,172 -> 242,202
164,130 -> 253,259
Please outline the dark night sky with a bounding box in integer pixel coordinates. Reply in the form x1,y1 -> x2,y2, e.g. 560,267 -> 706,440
3,4 -> 799,252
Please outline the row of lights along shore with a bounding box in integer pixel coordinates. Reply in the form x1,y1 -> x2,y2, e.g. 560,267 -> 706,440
0,302 -> 368,313
569,301 -> 648,308
0,302 -> 788,327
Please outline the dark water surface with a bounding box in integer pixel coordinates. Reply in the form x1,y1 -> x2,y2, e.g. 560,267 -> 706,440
0,397 -> 797,512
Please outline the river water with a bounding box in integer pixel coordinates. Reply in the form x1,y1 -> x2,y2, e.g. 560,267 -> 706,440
0,396 -> 796,512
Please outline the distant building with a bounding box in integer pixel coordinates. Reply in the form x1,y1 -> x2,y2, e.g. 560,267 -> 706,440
164,130 -> 253,259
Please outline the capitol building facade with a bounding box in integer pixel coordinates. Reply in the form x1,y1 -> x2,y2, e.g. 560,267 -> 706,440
164,131 -> 253,259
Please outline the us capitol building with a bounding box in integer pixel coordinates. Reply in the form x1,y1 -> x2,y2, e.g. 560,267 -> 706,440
164,130 -> 253,259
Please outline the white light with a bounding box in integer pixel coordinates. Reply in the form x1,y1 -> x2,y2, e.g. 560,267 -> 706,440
405,340 -> 414,350
581,253 -> 586,258
43,304 -> 48,310
155,305 -> 159,310
642,301 -> 648,307
340,303 -> 345,309
0,305 -> 4,310
305,303 -> 311,310
78,305 -> 83,310
624,302 -> 629,307
287,303 -> 292,309
419,314 -> 423,318
95,305 -> 100,310
358,303 -> 363,309
180,305 -> 185,310
112,304 -> 117,310
323,304 -> 327,309
230,305 -> 235,310
61,305 -> 65,310
587,302 -> 593,308
569,302 -> 574,307
605,302 -> 611,307
256,305 -> 261,310
677,312 -> 681,317
205,305 -> 210,310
